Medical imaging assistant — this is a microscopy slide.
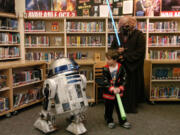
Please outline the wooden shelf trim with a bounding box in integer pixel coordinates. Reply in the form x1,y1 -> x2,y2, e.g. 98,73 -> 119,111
0,44 -> 20,46
25,32 -> 64,34
0,29 -> 19,32
13,80 -> 43,89
0,87 -> 10,92
150,98 -> 180,101
13,99 -> 44,111
0,57 -> 21,61
151,80 -> 180,82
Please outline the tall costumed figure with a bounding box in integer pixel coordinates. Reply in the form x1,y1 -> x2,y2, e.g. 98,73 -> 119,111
34,58 -> 88,135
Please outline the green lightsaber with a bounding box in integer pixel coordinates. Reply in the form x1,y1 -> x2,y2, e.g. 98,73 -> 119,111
116,94 -> 126,120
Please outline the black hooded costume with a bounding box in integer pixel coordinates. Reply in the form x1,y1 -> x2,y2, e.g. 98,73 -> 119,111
110,29 -> 146,113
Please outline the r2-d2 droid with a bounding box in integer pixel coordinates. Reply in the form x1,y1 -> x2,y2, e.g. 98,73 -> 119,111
34,58 -> 88,135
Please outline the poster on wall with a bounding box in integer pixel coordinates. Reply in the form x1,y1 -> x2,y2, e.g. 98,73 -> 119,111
26,0 -> 51,10
0,0 -> 15,13
76,0 -> 93,16
26,0 -> 77,17
134,0 -> 160,16
161,0 -> 180,17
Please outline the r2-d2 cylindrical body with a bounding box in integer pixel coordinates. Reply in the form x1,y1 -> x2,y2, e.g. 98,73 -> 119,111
34,58 -> 88,134
44,69 -> 88,115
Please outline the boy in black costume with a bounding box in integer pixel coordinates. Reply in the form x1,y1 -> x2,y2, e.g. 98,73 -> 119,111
102,51 -> 131,129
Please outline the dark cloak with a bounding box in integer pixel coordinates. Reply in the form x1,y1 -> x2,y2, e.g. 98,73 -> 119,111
110,29 -> 146,113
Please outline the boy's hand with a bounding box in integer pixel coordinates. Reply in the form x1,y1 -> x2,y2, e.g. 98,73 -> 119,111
113,87 -> 120,94
118,47 -> 125,53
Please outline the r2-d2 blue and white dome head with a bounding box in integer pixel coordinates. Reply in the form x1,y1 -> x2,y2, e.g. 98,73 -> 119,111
49,58 -> 79,76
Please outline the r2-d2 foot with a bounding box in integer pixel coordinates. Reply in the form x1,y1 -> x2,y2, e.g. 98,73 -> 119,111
66,113 -> 87,135
34,110 -> 56,133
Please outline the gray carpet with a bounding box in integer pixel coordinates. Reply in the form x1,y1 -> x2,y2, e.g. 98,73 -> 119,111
0,102 -> 180,135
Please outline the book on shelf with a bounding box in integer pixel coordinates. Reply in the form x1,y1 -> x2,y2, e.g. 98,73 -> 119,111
149,35 -> 180,46
0,47 -> 20,59
54,37 -> 63,46
51,21 -> 59,32
0,97 -> 9,112
26,52 -> 64,62
68,52 -> 88,60
25,35 -> 49,47
151,86 -> 180,99
136,21 -> 146,32
149,21 -> 178,32
66,21 -> 104,32
67,35 -> 103,47
13,87 -> 42,108
0,33 -> 20,44
108,21 -> 119,32
13,69 -> 42,86
80,69 -> 93,81
152,67 -> 180,80
0,75 -> 7,89
25,21 -> 45,32
0,18 -> 18,30
149,50 -> 180,60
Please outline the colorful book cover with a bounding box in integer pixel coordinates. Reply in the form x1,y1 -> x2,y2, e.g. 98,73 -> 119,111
26,0 -> 51,11
135,0 -> 160,16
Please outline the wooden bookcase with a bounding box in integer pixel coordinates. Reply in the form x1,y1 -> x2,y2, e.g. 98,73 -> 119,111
145,60 -> 180,103
0,12 -> 21,62
22,16 -> 180,103
0,61 -> 46,117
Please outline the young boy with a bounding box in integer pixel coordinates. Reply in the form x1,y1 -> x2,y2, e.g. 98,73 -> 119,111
102,50 -> 131,129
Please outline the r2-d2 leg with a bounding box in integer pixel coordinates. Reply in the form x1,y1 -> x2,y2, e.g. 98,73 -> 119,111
34,83 -> 56,133
66,112 -> 87,135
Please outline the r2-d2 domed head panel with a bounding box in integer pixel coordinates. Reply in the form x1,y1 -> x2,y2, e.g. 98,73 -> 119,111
49,58 -> 79,76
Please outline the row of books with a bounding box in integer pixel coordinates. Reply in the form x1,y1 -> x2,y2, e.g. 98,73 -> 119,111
136,22 -> 147,32
26,52 -> 64,62
68,52 -> 88,60
0,97 -> 9,112
25,36 -> 49,46
149,35 -> 180,46
0,33 -> 20,44
67,36 -> 103,46
0,47 -> 20,59
149,21 -> 178,32
0,18 -> 18,30
108,21 -> 119,32
108,35 -> 114,47
80,70 -> 93,81
152,67 -> 180,80
25,21 -> 45,32
13,87 -> 42,108
151,86 -> 180,99
149,50 -> 180,60
0,75 -> 7,89
13,69 -> 42,86
66,22 -> 104,32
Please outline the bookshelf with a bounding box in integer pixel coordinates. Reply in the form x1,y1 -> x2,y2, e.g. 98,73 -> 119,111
145,60 -> 180,103
0,61 -> 46,117
0,13 -> 21,62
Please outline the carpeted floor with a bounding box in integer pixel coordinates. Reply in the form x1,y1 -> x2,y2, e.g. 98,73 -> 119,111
0,102 -> 180,135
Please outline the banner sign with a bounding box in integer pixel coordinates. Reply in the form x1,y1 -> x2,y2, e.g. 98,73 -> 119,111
25,11 -> 76,17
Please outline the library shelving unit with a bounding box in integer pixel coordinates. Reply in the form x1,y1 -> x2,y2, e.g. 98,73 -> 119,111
145,60 -> 180,103
0,12 -> 21,62
76,59 -> 95,104
24,17 -> 65,62
143,16 -> 180,102
0,61 -> 46,117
